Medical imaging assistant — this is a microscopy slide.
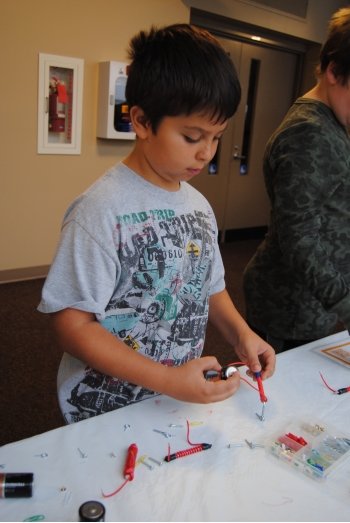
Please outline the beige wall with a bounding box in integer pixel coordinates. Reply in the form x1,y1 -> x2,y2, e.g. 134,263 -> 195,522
1,0 -> 347,278
0,0 -> 189,277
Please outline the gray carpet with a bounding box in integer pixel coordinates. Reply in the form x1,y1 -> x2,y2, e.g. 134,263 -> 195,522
0,239 -> 260,446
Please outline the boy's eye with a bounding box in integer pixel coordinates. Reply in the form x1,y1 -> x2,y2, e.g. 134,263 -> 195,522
183,135 -> 222,144
184,135 -> 201,143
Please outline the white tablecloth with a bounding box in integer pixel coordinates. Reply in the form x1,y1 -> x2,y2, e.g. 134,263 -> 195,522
1,331 -> 350,522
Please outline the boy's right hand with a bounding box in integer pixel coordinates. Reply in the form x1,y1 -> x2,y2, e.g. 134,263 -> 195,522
162,356 -> 240,404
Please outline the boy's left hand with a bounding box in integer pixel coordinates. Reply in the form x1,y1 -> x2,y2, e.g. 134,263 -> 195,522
235,328 -> 275,380
208,289 -> 275,381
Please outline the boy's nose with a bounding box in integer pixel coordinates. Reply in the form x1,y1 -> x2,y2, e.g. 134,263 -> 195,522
197,143 -> 213,162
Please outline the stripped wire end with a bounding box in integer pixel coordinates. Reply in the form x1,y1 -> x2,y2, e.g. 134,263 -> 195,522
256,401 -> 266,422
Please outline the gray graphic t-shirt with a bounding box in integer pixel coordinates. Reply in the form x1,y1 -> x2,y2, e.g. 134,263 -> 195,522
39,163 -> 225,423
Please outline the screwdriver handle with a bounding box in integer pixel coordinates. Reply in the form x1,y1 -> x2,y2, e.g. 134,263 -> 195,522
124,443 -> 138,480
254,372 -> 268,403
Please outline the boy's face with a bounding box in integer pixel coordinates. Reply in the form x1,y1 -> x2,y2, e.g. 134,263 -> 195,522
133,111 -> 227,191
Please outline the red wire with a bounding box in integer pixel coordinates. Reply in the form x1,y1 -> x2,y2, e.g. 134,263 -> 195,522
186,419 -> 202,446
164,421 -> 211,461
174,444 -> 208,458
102,443 -> 137,498
167,420 -> 201,459
240,376 -> 259,392
102,477 -> 129,498
319,372 -> 337,393
226,361 -> 260,393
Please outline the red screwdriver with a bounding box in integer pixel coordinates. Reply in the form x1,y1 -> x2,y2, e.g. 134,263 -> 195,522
254,372 -> 267,421
102,443 -> 138,498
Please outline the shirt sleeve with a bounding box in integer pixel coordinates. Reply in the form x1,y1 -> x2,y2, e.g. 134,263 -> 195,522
38,218 -> 119,320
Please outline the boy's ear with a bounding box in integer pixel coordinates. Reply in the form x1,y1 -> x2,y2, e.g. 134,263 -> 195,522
130,106 -> 151,138
326,61 -> 339,85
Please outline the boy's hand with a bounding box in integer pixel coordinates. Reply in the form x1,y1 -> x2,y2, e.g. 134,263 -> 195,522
208,289 -> 275,382
162,356 -> 240,404
235,329 -> 275,380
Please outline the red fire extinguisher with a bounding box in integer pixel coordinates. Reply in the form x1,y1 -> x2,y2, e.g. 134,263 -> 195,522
49,76 -> 68,132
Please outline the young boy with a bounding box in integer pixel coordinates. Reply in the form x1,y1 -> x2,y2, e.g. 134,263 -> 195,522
39,24 -> 275,423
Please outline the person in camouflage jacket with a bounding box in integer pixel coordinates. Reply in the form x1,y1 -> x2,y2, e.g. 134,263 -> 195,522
243,6 -> 350,351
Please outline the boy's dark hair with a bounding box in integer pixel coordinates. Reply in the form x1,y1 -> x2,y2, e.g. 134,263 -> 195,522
126,24 -> 241,132
318,6 -> 350,84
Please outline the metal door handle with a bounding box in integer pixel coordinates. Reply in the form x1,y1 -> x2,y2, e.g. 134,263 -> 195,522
233,152 -> 246,160
233,146 -> 245,160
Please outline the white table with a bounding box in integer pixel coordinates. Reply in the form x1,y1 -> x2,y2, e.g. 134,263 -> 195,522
1,331 -> 350,522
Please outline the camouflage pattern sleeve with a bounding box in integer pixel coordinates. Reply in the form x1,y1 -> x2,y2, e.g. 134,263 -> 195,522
244,100 -> 350,340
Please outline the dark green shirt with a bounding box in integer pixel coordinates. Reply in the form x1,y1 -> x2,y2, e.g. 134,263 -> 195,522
244,98 -> 350,340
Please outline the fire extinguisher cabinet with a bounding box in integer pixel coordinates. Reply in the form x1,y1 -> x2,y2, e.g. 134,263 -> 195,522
97,61 -> 135,140
37,53 -> 84,155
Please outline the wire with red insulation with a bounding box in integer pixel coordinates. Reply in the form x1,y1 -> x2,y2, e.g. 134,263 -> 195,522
319,372 -> 350,395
